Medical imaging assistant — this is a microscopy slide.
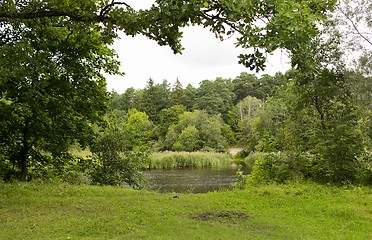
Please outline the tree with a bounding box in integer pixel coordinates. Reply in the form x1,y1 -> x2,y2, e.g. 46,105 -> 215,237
139,78 -> 163,123
194,78 -> 235,120
173,126 -> 200,152
227,95 -> 262,132
110,87 -> 138,113
235,95 -> 288,151
289,68 -> 363,183
0,0 -> 336,181
231,72 -> 285,105
232,73 -> 257,104
158,80 -> 172,109
0,8 -> 115,180
170,78 -> 184,106
330,0 -> 372,56
90,113 -> 150,188
110,91 -> 126,111
181,84 -> 197,111
158,105 -> 186,137
162,110 -> 229,152
253,74 -> 275,101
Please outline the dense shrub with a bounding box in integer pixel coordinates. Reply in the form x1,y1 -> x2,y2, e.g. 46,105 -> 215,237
355,151 -> 372,185
243,152 -> 313,184
239,151 -> 371,186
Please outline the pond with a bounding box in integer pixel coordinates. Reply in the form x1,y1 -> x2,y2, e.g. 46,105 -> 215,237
143,164 -> 250,193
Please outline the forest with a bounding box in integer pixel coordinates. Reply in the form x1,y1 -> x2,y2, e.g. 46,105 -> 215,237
0,0 -> 371,188
108,67 -> 371,185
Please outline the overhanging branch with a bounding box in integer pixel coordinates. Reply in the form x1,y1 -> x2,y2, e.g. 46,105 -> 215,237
0,11 -> 103,22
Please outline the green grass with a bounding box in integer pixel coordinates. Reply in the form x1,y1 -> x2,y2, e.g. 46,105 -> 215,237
148,151 -> 233,169
1,182 -> 371,239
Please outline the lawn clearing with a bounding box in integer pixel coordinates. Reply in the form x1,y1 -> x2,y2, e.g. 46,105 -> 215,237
0,182 -> 371,239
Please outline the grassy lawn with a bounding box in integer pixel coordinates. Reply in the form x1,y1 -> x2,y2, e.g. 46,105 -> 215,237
1,182 -> 371,239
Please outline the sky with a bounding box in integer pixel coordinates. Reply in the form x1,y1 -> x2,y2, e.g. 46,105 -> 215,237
105,1 -> 291,93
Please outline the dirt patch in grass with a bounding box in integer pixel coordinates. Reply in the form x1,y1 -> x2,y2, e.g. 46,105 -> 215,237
192,211 -> 251,224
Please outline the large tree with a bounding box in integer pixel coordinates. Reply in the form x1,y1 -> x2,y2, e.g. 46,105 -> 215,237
0,7 -> 116,180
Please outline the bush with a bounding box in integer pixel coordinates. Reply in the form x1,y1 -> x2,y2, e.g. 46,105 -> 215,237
247,152 -> 314,184
243,151 -> 371,186
356,151 -> 372,185
89,115 -> 151,189
234,150 -> 250,160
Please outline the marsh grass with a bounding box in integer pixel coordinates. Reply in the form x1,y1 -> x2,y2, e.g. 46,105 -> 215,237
1,182 -> 371,239
147,151 -> 232,169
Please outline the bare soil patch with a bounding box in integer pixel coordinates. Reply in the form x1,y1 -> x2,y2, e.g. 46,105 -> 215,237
192,211 -> 250,224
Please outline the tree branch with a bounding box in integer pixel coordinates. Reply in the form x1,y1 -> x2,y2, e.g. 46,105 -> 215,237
337,5 -> 372,47
100,1 -> 131,18
0,1 -> 132,23
0,11 -> 102,22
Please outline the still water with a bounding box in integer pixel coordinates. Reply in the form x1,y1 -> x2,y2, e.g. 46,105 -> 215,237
143,165 -> 246,193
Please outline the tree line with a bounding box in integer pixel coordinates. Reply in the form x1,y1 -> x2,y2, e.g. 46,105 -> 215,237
110,73 -> 285,149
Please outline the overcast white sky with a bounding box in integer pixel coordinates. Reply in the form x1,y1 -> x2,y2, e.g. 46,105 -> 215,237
105,1 -> 291,93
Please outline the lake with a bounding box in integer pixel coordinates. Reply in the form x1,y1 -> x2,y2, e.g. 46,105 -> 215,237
143,164 -> 249,193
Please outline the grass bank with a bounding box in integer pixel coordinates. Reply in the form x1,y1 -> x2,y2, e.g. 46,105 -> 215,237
147,151 -> 232,169
1,182 -> 371,239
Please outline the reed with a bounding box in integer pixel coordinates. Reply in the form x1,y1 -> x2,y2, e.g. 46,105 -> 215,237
147,151 -> 232,169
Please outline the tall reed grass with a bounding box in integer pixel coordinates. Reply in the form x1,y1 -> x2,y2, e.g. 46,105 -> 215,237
147,151 -> 232,169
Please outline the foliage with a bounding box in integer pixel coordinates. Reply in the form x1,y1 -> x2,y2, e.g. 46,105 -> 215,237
171,78 -> 184,106
181,84 -> 197,111
110,87 -> 139,112
158,105 -> 186,137
327,0 -> 372,70
89,114 -> 150,188
231,73 -> 257,104
193,78 -> 235,120
161,110 -> 229,152
139,79 -> 164,123
242,152 -> 311,184
227,95 -> 262,132
0,0 -> 336,71
173,126 -> 201,152
0,0 -> 127,181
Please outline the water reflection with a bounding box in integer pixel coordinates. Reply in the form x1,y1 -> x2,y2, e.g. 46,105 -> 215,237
143,165 -> 248,193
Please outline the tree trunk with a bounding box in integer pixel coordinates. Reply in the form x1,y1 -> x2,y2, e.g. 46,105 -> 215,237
239,102 -> 243,120
20,118 -> 30,181
314,96 -> 326,133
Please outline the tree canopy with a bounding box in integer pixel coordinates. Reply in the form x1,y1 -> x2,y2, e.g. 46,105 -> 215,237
1,0 -> 336,70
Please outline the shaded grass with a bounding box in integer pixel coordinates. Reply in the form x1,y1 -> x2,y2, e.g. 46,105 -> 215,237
1,182 -> 371,239
148,151 -> 232,169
